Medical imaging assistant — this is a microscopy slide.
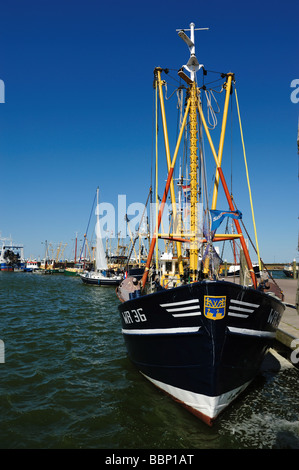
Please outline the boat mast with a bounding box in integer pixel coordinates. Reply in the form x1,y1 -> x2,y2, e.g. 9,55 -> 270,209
141,23 -> 207,288
177,22 -> 208,281
188,80 -> 199,281
211,73 -> 234,210
141,92 -> 191,288
154,68 -> 184,276
74,232 -> 78,264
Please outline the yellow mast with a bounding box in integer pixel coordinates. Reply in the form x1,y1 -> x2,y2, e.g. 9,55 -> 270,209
211,73 -> 234,210
235,88 -> 262,272
176,22 -> 209,281
141,91 -> 191,289
155,68 -> 184,276
189,81 -> 199,281
197,94 -> 257,288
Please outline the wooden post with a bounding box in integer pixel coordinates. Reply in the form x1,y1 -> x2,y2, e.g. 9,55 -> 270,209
240,249 -> 245,285
293,259 -> 297,280
296,277 -> 299,314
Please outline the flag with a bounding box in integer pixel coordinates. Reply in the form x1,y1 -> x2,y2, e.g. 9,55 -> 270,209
182,185 -> 191,203
210,209 -> 242,232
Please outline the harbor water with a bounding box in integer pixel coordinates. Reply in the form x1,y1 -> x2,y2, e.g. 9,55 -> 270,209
1,272 -> 299,449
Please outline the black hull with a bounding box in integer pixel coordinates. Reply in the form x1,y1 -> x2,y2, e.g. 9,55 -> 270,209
118,280 -> 284,425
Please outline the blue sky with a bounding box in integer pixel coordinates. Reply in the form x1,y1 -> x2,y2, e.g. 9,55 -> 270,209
0,0 -> 298,263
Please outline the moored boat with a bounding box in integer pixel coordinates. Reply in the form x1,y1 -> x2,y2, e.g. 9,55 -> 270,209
80,187 -> 123,286
64,263 -> 84,276
24,260 -> 40,272
81,269 -> 122,286
283,263 -> 298,278
0,238 -> 25,271
116,22 -> 285,425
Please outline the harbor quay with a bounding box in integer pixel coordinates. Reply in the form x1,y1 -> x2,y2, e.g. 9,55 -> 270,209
273,278 -> 299,362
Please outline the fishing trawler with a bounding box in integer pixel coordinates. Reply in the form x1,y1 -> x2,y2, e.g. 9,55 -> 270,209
80,187 -> 123,286
116,23 -> 285,425
0,237 -> 25,271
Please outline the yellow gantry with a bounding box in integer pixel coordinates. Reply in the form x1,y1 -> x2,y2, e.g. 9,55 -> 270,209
197,76 -> 257,288
147,67 -> 257,289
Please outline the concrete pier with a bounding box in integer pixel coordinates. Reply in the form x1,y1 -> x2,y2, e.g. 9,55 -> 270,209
274,278 -> 299,349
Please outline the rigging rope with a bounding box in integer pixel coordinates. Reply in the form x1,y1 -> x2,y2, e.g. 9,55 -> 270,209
204,88 -> 220,129
234,88 -> 262,272
176,87 -> 184,129
125,187 -> 152,270
155,81 -> 159,270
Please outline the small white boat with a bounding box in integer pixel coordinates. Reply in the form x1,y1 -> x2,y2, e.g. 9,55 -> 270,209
24,260 -> 40,272
80,187 -> 123,287
80,269 -> 122,286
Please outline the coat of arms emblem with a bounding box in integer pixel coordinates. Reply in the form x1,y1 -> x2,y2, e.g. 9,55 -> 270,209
204,295 -> 226,320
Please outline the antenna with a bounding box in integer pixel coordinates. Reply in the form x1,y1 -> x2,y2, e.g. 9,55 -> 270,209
176,22 -> 209,81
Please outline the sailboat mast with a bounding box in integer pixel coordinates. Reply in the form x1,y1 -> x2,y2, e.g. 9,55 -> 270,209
96,186 -> 99,271
74,232 -> 78,264
96,186 -> 99,223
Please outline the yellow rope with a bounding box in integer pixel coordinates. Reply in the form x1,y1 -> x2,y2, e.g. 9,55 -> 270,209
155,82 -> 159,271
235,88 -> 262,272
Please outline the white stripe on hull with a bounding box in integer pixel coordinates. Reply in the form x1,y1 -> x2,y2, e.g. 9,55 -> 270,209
122,326 -> 201,335
122,325 -> 274,338
141,372 -> 252,422
228,326 -> 275,337
165,305 -> 200,312
160,299 -> 200,307
230,299 -> 259,308
172,311 -> 201,317
227,312 -> 249,318
160,299 -> 202,318
229,305 -> 254,313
